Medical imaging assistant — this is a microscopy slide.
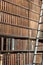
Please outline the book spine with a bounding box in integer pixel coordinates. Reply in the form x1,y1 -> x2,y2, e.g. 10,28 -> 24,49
23,53 -> 25,65
0,55 -> 3,65
1,37 -> 4,50
12,39 -> 15,50
1,0 -> 2,10
2,1 -> 4,11
10,54 -> 12,65
0,38 -> 1,50
6,38 -> 8,50
8,54 -> 11,65
8,38 -> 10,50
5,1 -> 6,11
20,53 -> 23,65
0,1 -> 1,11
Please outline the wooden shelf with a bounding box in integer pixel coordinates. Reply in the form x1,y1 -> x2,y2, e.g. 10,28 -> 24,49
0,50 -> 43,54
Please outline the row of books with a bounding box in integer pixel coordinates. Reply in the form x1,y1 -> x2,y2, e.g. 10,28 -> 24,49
5,0 -> 29,7
0,37 -> 43,51
0,37 -> 30,50
0,0 -> 29,36
0,53 -> 42,65
0,12 -> 29,27
4,0 -> 40,13
0,11 -> 40,25
0,0 -> 40,19
0,0 -> 28,18
0,0 -> 40,28
0,24 -> 29,36
0,23 -> 38,37
1,53 -> 30,65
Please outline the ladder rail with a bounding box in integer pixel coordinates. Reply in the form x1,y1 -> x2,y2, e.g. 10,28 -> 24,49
32,0 -> 43,65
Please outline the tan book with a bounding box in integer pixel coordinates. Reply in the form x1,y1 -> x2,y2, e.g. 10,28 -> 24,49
0,55 -> 3,65
12,39 -> 15,50
2,1 -> 4,11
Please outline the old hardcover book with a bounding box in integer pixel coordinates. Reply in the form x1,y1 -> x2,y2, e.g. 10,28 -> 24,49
0,38 -> 1,50
8,38 -> 11,50
6,38 -> 8,50
1,37 -> 4,50
11,39 -> 15,50
0,55 -> 3,65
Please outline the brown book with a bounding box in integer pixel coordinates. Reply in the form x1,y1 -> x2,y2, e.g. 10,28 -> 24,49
6,38 -> 8,50
5,13 -> 7,23
7,3 -> 9,23
0,12 -> 1,22
5,1 -> 6,11
6,1 -> 8,12
8,54 -> 10,65
2,1 -> 4,11
0,1 -> 1,10
13,54 -> 17,65
4,13 -> 5,23
11,54 -> 13,65
1,0 -> 2,10
13,54 -> 15,65
6,2 -> 8,12
23,53 -> 25,65
20,53 -> 24,65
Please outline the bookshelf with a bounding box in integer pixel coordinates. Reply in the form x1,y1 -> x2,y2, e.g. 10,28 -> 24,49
0,0 -> 42,65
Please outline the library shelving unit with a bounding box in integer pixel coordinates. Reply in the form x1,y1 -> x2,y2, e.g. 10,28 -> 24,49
0,0 -> 43,65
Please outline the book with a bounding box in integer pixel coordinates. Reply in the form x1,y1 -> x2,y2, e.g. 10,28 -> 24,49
1,37 -> 4,50
1,0 -> 2,10
12,39 -> 15,50
3,38 -> 6,50
0,1 -> 1,11
0,38 -> 1,50
0,12 -> 1,22
6,38 -> 8,50
8,38 -> 10,50
0,55 -> 3,65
